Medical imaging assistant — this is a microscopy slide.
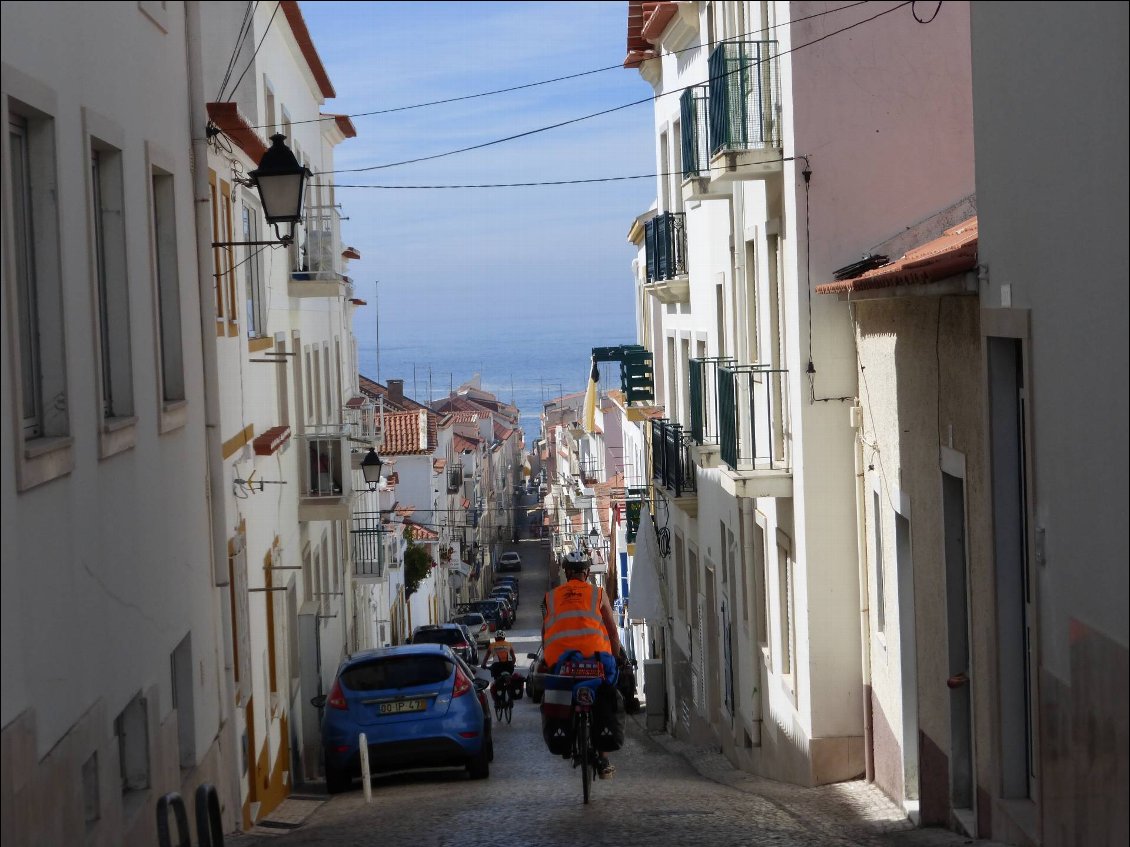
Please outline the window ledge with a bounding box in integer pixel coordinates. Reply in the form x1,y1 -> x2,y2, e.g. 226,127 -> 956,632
24,435 -> 74,460
99,416 -> 138,459
248,336 -> 274,353
102,414 -> 139,434
159,400 -> 188,435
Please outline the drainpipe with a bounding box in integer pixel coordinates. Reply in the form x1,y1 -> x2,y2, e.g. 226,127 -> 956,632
854,410 -> 874,782
185,0 -> 240,822
740,498 -> 762,746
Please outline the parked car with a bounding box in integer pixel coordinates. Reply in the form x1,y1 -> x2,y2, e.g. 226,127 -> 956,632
496,551 -> 522,572
314,644 -> 491,793
451,612 -> 490,649
456,600 -> 504,632
489,584 -> 517,607
525,647 -> 546,703
493,575 -> 520,599
453,623 -> 480,665
409,624 -> 476,666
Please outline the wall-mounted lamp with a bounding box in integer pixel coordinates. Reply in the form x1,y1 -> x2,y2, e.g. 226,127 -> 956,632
211,133 -> 311,248
361,448 -> 384,491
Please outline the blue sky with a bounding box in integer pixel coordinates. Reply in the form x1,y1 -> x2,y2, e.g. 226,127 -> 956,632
301,1 -> 656,388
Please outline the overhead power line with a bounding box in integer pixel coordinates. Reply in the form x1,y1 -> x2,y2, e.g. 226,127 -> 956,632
319,2 -> 912,176
248,1 -> 870,133
223,1 -> 283,103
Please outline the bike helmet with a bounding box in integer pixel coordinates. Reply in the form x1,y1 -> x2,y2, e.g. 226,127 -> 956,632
494,631 -> 507,640
562,551 -> 592,575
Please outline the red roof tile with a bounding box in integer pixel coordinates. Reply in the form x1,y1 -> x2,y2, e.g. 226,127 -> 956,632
206,102 -> 267,163
816,218 -> 978,295
382,410 -> 436,455
253,425 -> 291,456
454,434 -> 480,454
321,114 -> 357,139
342,245 -> 360,259
432,458 -> 447,473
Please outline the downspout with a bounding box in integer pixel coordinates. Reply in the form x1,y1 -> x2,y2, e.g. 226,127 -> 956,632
853,403 -> 874,782
185,0 -> 240,822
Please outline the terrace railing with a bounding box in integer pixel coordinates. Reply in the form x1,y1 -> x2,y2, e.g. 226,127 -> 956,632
689,357 -> 734,446
651,418 -> 697,498
717,364 -> 789,472
644,212 -> 688,283
708,41 -> 782,158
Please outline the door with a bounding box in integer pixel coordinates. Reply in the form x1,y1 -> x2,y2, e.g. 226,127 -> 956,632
943,471 -> 973,816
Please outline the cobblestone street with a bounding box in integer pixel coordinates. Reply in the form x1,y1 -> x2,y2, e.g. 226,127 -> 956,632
231,541 -> 1001,847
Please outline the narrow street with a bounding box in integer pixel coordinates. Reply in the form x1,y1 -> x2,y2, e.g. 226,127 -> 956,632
231,540 -> 1001,847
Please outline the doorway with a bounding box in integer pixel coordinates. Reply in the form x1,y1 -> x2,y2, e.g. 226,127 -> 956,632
942,468 -> 974,829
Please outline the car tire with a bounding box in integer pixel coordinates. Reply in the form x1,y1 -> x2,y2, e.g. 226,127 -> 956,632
325,760 -> 353,794
487,733 -> 495,762
467,745 -> 490,780
531,687 -> 543,704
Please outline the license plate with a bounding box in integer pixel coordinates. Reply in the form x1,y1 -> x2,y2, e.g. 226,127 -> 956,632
377,699 -> 426,715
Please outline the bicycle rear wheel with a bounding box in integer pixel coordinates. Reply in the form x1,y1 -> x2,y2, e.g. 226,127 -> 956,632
504,698 -> 513,724
578,713 -> 592,804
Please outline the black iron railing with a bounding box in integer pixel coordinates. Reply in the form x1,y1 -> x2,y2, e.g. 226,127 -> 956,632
351,511 -> 386,579
717,365 -> 789,472
689,357 -> 734,445
447,464 -> 464,493
680,86 -> 710,178
577,456 -> 601,482
651,418 -> 697,497
644,212 -> 688,282
708,41 -> 781,158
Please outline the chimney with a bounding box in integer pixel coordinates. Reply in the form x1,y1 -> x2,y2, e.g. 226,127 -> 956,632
387,379 -> 404,405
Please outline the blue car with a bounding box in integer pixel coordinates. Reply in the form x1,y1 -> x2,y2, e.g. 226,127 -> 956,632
314,644 -> 492,793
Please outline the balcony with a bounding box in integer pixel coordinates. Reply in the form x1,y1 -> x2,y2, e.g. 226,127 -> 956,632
577,456 -> 601,484
707,41 -> 782,186
447,464 -> 464,493
289,207 -> 348,298
299,426 -> 353,521
688,357 -> 734,466
643,212 -> 689,303
351,511 -> 387,583
679,86 -> 723,202
651,419 -> 697,511
716,364 -> 792,498
342,398 -> 381,447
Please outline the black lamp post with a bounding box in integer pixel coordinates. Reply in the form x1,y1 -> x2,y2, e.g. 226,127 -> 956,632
212,133 -> 311,247
361,449 -> 383,491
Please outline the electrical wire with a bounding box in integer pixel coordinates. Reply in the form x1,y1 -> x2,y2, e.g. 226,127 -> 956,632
245,2 -> 870,133
223,1 -> 282,103
216,1 -> 258,101
322,2 -> 911,176
912,1 -> 944,24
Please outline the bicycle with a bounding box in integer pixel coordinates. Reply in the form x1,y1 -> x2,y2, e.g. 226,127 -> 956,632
492,672 -> 513,724
543,655 -> 612,804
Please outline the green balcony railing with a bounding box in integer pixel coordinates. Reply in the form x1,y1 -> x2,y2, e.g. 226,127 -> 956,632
708,41 -> 782,158
689,357 -> 733,445
717,364 -> 789,472
651,418 -> 696,498
680,85 -> 710,178
644,212 -> 687,282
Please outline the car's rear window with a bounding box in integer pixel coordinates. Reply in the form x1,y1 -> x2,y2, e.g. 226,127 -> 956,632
452,614 -> 485,626
412,629 -> 463,646
341,655 -> 453,691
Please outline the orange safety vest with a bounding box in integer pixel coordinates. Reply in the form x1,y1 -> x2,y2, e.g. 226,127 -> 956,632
542,580 -> 611,667
486,642 -> 515,663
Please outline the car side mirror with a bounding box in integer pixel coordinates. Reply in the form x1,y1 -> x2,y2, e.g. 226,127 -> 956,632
527,652 -> 538,659
473,679 -> 489,692
310,694 -> 327,709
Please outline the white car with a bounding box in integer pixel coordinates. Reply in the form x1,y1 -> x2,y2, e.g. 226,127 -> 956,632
497,551 -> 522,572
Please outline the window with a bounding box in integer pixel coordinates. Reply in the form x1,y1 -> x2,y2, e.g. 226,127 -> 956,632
777,534 -> 795,687
115,693 -> 150,794
208,171 -> 235,334
274,335 -> 289,426
241,199 -> 265,336
90,143 -> 134,420
6,97 -> 69,483
659,131 -> 670,212
753,516 -> 769,652
312,347 -> 322,424
150,167 -> 184,404
263,80 -> 276,135
323,342 -> 332,422
674,531 -> 687,615
170,633 -> 195,768
82,752 -> 100,825
873,491 -> 886,635
304,347 -> 313,422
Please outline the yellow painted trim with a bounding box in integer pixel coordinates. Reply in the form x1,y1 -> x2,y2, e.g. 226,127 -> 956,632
249,336 -> 274,353
222,423 -> 255,460
226,319 -> 240,337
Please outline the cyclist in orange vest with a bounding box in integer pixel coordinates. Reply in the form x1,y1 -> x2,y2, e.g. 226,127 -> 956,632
482,631 -> 517,678
542,551 -> 622,778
